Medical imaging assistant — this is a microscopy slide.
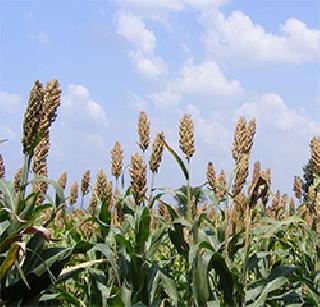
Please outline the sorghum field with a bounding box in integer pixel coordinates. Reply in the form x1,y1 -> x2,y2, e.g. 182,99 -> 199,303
0,80 -> 319,306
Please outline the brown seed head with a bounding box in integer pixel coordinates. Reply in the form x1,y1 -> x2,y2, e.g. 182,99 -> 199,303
289,197 -> 295,216
232,117 -> 256,163
138,111 -> 150,151
307,185 -> 316,204
130,153 -> 147,205
234,191 -> 247,217
69,181 -> 79,205
207,162 -> 216,192
14,167 -> 23,193
216,169 -> 227,201
293,176 -> 303,200
248,161 -> 261,194
0,154 -> 5,178
179,113 -> 195,160
232,154 -> 249,195
310,137 -> 320,176
232,117 -> 247,161
243,118 -> 256,154
94,170 -> 113,204
57,171 -> 67,190
40,79 -> 61,133
271,190 -> 280,218
149,132 -> 165,173
279,194 -> 288,220
111,141 -> 123,178
22,81 -> 44,155
81,170 -> 90,195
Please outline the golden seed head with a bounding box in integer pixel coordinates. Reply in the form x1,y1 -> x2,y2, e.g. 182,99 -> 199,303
289,197 -> 295,216
232,117 -> 256,163
307,185 -> 315,203
32,137 -> 49,175
207,162 -> 216,192
130,153 -> 147,205
14,167 -> 23,193
216,169 -> 227,201
243,118 -> 256,154
293,176 -> 303,199
69,181 -> 79,205
94,170 -> 113,204
248,161 -> 261,194
310,136 -> 320,176
138,111 -> 150,151
179,113 -> 195,160
279,194 -> 288,220
111,141 -> 123,178
232,154 -> 249,195
234,191 -> 247,217
22,80 -> 44,155
271,190 -> 280,213
232,116 -> 247,161
40,79 -> 62,134
81,170 -> 90,195
0,154 -> 5,178
57,171 -> 67,190
149,132 -> 165,173
88,196 -> 97,216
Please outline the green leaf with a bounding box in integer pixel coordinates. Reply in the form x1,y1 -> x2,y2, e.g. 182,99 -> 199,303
0,243 -> 20,279
252,277 -> 288,306
150,271 -> 178,305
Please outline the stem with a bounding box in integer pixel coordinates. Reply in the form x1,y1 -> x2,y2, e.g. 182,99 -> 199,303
17,155 -> 31,213
148,172 -> 155,208
242,203 -> 252,306
80,193 -> 84,210
186,159 -> 192,222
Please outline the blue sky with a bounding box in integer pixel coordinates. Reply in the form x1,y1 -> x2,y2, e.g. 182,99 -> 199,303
0,0 -> 319,198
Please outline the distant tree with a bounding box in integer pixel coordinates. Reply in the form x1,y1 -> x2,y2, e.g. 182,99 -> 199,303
174,185 -> 206,216
302,159 -> 314,200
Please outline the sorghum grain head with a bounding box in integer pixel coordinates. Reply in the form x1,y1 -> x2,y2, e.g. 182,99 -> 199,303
22,80 -> 44,155
69,181 -> 79,205
14,167 -> 23,193
232,154 -> 249,196
138,111 -> 150,152
94,170 -> 113,205
310,136 -> 320,176
130,153 -> 147,205
57,171 -> 67,190
179,113 -> 195,160
111,141 -> 123,179
207,162 -> 216,192
81,170 -> 90,195
216,169 -> 227,201
293,176 -> 303,200
149,132 -> 165,173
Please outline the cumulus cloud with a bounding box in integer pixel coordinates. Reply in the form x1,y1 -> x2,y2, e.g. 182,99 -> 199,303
201,11 -> 320,65
145,59 -> 244,108
61,84 -> 108,127
115,11 -> 167,78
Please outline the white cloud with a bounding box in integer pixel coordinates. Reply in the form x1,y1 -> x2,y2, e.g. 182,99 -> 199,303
115,10 -> 167,78
169,59 -> 244,98
202,11 -> 320,65
145,59 -> 244,109
61,84 -> 109,127
116,11 -> 156,54
129,50 -> 167,77
0,92 -> 21,113
148,91 -> 181,108
236,93 -> 320,134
